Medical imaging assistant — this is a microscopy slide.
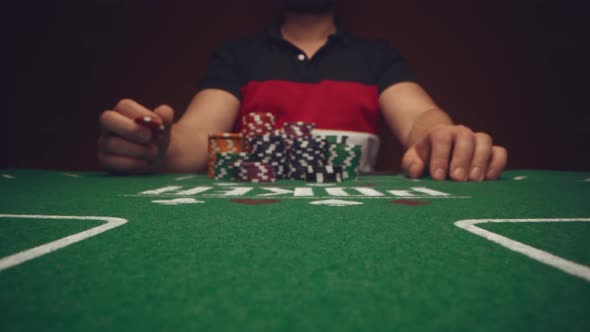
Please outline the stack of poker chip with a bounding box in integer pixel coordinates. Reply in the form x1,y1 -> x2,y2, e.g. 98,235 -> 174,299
305,165 -> 344,183
247,133 -> 288,179
233,161 -> 276,183
214,152 -> 249,181
241,112 -> 276,152
326,143 -> 362,180
207,133 -> 244,178
208,117 -> 362,183
287,137 -> 328,180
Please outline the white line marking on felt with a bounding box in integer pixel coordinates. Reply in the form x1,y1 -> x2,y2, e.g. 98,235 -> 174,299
309,199 -> 363,207
411,187 -> 450,196
454,218 -> 590,282
256,188 -> 293,197
513,176 -> 527,181
584,178 -> 590,182
325,188 -> 349,196
0,214 -> 128,272
62,173 -> 81,178
140,186 -> 183,195
1,174 -> 15,179
175,186 -> 213,195
175,175 -> 196,181
388,190 -> 416,197
353,187 -> 384,196
123,194 -> 472,200
152,198 -> 205,205
306,183 -> 337,187
209,187 -> 253,196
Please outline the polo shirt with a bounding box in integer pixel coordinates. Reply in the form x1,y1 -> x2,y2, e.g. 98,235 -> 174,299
199,18 -> 417,136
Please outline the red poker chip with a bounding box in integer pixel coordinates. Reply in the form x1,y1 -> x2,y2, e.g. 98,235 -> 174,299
134,116 -> 165,133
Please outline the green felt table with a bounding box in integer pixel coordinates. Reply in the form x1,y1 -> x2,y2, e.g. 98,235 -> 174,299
0,169 -> 589,331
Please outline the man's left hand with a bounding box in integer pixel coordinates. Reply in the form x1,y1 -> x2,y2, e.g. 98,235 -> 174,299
401,124 -> 508,181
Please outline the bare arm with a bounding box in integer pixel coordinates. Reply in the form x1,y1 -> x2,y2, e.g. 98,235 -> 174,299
379,82 -> 451,148
379,82 -> 507,181
98,89 -> 239,174
162,89 -> 240,173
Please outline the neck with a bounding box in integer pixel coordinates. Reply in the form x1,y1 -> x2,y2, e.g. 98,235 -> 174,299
281,12 -> 336,43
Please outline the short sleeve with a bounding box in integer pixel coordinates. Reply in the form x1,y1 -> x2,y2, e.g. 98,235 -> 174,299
373,41 -> 417,95
199,40 -> 244,100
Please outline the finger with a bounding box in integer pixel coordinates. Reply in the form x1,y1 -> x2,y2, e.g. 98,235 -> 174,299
114,98 -> 160,121
98,152 -> 150,174
98,135 -> 158,160
99,110 -> 152,144
449,127 -> 476,181
469,132 -> 493,181
428,128 -> 454,181
152,104 -> 174,161
402,146 -> 426,178
486,146 -> 508,180
153,104 -> 174,127
414,138 -> 431,165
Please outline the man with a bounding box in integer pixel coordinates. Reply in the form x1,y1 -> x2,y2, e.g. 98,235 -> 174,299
98,0 -> 507,181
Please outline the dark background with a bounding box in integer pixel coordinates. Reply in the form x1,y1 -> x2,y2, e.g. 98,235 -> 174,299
3,0 -> 589,172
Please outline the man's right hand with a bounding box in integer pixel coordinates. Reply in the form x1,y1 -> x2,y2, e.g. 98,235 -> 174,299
98,99 -> 174,174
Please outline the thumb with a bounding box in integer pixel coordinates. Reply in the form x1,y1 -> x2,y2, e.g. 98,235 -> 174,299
153,104 -> 175,128
401,140 -> 430,178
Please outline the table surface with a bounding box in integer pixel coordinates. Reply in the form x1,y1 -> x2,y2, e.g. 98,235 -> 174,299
0,169 -> 589,331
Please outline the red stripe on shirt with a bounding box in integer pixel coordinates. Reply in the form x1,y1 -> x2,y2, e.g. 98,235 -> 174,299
237,80 -> 380,134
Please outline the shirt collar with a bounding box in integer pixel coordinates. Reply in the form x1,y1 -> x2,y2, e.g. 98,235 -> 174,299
266,16 -> 350,45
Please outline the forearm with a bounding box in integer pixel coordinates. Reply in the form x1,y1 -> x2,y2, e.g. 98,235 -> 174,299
161,122 -> 209,173
156,89 -> 240,173
404,108 -> 453,148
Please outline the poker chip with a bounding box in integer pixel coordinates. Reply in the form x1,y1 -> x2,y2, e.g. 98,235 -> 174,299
134,116 -> 166,134
283,121 -> 315,138
321,135 -> 349,144
286,135 -> 328,180
241,112 -> 276,152
326,143 -> 361,180
214,152 -> 249,181
209,116 -> 361,183
247,133 -> 288,179
208,133 -> 244,178
305,165 -> 344,183
233,161 -> 277,183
